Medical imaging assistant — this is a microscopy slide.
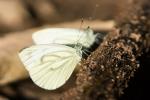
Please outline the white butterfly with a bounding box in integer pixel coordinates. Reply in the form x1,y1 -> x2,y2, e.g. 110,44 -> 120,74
19,28 -> 96,90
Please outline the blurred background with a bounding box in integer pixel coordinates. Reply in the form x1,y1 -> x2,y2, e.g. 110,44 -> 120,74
0,0 -> 149,100
0,0 -> 116,34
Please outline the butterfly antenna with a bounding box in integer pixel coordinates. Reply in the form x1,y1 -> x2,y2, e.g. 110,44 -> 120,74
84,2 -> 99,47
88,2 -> 99,21
78,17 -> 84,40
75,18 -> 84,48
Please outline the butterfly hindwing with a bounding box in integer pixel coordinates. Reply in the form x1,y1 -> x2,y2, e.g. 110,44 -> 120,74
19,44 -> 81,90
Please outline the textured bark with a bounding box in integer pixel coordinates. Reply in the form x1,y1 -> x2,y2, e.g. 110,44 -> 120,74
60,0 -> 150,100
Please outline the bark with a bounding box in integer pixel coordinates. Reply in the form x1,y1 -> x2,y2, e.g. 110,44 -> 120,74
60,0 -> 150,100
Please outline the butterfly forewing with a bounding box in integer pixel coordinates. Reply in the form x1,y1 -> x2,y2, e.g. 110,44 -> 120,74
32,28 -> 96,48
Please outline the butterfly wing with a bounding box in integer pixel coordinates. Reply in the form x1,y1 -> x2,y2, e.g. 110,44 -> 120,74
32,28 -> 96,47
19,44 -> 81,90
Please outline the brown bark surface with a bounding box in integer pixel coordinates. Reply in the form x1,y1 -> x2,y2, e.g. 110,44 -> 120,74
60,0 -> 150,100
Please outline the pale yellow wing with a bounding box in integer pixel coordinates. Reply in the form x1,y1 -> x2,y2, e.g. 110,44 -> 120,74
32,28 -> 96,47
19,44 -> 81,90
